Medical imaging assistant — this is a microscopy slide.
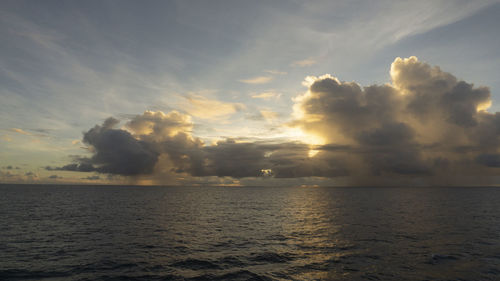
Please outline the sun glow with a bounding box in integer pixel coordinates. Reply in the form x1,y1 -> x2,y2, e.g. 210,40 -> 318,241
477,100 -> 492,112
281,127 -> 325,146
279,127 -> 324,158
308,149 -> 319,158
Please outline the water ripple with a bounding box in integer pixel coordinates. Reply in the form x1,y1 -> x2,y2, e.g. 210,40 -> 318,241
1,185 -> 500,280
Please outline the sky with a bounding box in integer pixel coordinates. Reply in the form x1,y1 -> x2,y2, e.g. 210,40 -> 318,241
2,0 -> 500,186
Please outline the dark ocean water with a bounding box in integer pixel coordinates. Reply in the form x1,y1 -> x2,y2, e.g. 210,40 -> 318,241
1,185 -> 500,281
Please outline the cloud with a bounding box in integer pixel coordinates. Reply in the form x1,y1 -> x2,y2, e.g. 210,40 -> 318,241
184,96 -> 245,119
49,57 -> 500,185
173,139 -> 347,178
0,170 -> 39,183
46,116 -> 160,175
196,139 -> 270,177
48,110 -> 342,180
246,110 -> 281,122
0,170 -> 17,180
10,128 -> 31,135
126,110 -> 193,141
24,171 -> 39,181
260,110 -> 280,122
291,58 -> 317,67
264,70 -> 287,75
31,129 -> 51,134
8,128 -> 49,138
238,76 -> 273,84
47,111 -> 203,179
46,163 -> 95,172
291,56 -> 500,184
251,92 -> 281,100
2,166 -> 20,170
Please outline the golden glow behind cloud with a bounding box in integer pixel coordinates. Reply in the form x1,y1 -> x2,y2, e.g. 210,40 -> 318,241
126,110 -> 194,140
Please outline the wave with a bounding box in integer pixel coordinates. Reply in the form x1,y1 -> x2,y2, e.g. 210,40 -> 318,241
186,270 -> 272,281
0,269 -> 71,280
248,252 -> 295,263
170,258 -> 221,270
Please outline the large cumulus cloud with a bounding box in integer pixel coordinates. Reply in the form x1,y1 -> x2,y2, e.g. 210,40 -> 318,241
293,56 -> 499,183
48,57 -> 500,185
47,110 -> 345,180
47,117 -> 159,175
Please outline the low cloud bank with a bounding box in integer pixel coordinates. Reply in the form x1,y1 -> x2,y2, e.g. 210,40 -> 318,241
48,57 -> 500,185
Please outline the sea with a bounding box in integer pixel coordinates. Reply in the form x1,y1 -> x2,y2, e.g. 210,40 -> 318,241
1,184 -> 499,281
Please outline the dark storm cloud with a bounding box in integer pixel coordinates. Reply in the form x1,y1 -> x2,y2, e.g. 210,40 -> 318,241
188,140 -> 348,178
49,57 -> 500,184
267,147 -> 349,178
48,111 -> 347,179
211,143 -> 264,176
47,117 -> 159,175
46,163 -> 94,172
82,118 -> 159,175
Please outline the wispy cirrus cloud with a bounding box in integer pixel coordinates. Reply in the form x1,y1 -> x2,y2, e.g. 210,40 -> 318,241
291,58 -> 317,67
10,128 -> 31,135
9,128 -> 49,138
264,70 -> 287,75
238,76 -> 273,84
251,91 -> 281,100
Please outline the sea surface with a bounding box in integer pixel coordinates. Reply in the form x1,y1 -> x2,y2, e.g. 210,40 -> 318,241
1,184 -> 500,280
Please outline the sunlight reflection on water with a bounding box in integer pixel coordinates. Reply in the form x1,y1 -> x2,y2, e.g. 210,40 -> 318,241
1,185 -> 500,280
